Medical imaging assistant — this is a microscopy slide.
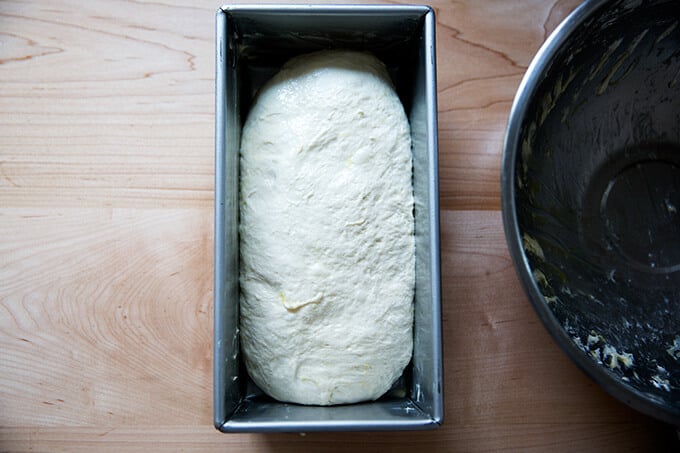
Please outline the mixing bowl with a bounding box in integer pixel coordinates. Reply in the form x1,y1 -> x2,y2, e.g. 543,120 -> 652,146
502,0 -> 680,425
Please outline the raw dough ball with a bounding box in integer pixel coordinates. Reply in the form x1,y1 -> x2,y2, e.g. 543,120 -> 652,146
239,50 -> 415,405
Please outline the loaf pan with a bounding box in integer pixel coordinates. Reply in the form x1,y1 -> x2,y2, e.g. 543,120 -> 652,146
214,4 -> 442,432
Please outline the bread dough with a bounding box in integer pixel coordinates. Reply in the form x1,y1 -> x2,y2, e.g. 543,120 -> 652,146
239,50 -> 415,405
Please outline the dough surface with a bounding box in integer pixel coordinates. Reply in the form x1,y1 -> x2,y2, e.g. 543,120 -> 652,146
239,50 -> 415,405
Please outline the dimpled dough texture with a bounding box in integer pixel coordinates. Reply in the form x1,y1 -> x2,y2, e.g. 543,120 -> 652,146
239,50 -> 415,406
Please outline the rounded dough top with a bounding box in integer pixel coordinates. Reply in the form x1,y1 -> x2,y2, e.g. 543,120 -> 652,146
239,50 -> 415,405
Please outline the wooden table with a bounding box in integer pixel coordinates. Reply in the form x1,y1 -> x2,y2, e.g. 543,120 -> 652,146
1,0 -> 678,451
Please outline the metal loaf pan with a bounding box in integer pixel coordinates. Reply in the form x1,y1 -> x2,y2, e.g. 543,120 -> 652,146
214,4 -> 442,432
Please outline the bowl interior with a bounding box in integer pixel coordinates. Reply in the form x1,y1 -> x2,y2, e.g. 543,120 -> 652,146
512,0 -> 680,421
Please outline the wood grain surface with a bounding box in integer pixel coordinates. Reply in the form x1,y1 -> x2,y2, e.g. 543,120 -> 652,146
1,0 -> 678,451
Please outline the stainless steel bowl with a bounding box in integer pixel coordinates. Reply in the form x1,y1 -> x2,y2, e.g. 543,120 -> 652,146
502,0 -> 680,425
214,4 -> 442,432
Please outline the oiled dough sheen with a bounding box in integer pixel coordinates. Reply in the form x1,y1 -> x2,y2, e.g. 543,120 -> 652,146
239,50 -> 415,405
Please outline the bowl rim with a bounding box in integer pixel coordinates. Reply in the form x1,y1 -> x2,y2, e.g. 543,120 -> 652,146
501,0 -> 680,427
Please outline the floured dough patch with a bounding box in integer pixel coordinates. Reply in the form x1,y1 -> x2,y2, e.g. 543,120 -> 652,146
239,50 -> 415,405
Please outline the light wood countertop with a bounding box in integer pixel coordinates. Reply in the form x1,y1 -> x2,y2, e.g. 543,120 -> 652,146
1,0 -> 678,451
